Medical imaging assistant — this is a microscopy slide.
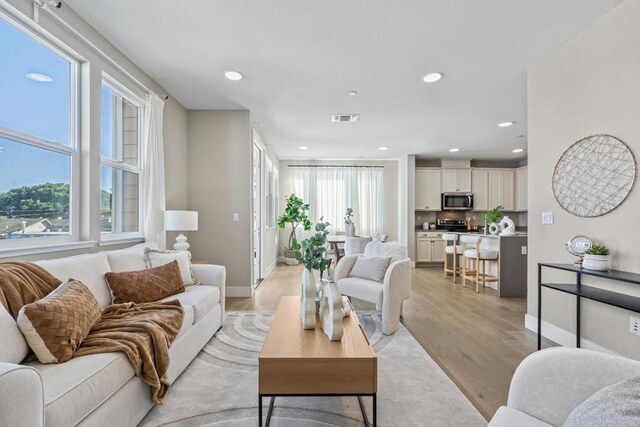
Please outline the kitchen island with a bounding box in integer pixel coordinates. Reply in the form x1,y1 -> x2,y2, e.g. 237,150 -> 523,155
450,231 -> 528,298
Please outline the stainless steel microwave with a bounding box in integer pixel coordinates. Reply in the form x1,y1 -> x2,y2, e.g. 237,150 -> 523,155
441,192 -> 474,211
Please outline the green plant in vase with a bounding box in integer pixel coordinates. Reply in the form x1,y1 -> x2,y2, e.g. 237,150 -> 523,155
296,218 -> 331,329
479,205 -> 503,235
583,243 -> 610,271
277,194 -> 313,264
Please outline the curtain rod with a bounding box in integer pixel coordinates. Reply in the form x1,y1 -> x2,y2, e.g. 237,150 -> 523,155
287,165 -> 384,169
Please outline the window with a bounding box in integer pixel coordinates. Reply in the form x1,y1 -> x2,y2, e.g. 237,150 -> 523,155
100,80 -> 142,235
292,166 -> 384,237
0,17 -> 76,241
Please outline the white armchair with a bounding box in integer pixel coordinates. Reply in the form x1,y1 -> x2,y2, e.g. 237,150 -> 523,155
334,241 -> 411,335
489,347 -> 640,426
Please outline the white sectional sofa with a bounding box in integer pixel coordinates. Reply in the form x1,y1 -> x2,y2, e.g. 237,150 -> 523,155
0,243 -> 225,427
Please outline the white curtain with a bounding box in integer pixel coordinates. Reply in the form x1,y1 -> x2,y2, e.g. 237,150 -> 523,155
292,166 -> 384,237
142,92 -> 166,248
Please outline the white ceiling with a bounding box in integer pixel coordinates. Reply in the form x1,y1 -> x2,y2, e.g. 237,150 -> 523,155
66,0 -> 617,160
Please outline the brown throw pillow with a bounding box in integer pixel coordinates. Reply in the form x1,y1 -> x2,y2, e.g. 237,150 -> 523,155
17,280 -> 102,364
105,260 -> 184,304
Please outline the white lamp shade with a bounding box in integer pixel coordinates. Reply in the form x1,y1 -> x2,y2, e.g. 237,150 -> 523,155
164,210 -> 198,231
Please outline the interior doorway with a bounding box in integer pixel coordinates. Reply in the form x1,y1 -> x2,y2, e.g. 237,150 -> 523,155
252,142 -> 263,288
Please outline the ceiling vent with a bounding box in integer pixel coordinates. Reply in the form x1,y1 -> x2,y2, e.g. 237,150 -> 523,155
331,114 -> 359,122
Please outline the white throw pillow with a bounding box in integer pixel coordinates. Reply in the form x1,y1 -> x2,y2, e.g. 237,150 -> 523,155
145,249 -> 195,286
348,256 -> 391,283
0,305 -> 29,364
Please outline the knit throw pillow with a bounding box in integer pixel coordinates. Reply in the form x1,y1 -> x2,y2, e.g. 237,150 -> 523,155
105,260 -> 184,304
348,256 -> 392,283
17,280 -> 102,364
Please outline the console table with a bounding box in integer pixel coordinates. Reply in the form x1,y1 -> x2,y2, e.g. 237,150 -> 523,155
538,263 -> 640,350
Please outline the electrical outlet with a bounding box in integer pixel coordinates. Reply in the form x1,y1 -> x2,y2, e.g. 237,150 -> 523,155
521,246 -> 528,255
233,213 -> 239,222
417,215 -> 422,221
542,211 -> 554,224
630,316 -> 640,336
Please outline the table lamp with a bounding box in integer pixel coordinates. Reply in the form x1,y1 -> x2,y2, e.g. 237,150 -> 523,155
164,210 -> 198,251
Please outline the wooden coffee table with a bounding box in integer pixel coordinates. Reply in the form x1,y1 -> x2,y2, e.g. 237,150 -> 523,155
259,296 -> 377,426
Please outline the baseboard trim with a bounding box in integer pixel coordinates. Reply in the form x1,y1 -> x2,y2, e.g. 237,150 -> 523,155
264,261 -> 276,278
226,286 -> 253,297
524,314 -> 617,355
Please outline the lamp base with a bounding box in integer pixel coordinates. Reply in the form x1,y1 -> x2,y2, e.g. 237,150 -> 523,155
173,232 -> 190,251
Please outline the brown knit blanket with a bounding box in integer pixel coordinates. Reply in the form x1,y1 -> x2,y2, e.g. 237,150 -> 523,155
0,262 -> 184,404
0,262 -> 61,319
75,300 -> 184,404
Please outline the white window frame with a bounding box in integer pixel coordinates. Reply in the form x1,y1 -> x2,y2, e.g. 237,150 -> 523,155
99,74 -> 145,242
0,12 -> 81,253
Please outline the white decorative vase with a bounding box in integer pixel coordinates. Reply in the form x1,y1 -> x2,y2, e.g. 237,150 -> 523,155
344,222 -> 354,237
488,222 -> 500,235
300,268 -> 317,329
319,282 -> 344,341
582,254 -> 609,271
349,223 -> 356,237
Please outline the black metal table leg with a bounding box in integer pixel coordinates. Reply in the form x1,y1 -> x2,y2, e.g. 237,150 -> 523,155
576,272 -> 581,348
265,397 -> 274,427
537,264 -> 542,350
259,395 -> 262,427
357,396 -> 370,427
373,393 -> 377,427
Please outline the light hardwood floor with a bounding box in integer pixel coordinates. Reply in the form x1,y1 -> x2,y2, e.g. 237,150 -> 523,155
227,264 -> 554,421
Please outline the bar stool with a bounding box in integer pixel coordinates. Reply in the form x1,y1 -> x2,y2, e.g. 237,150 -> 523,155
461,235 -> 499,293
442,233 -> 463,283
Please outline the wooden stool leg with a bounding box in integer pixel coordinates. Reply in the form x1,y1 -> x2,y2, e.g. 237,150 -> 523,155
475,258 -> 480,293
453,251 -> 457,284
462,257 -> 467,288
444,249 -> 449,279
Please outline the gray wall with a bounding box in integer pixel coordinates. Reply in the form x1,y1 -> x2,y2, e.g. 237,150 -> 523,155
277,159 -> 399,256
187,111 -> 253,296
2,0 -> 189,260
528,0 -> 640,357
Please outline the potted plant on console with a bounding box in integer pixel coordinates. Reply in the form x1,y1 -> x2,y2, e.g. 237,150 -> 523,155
277,194 -> 313,265
480,205 -> 503,235
583,243 -> 610,271
295,219 -> 331,329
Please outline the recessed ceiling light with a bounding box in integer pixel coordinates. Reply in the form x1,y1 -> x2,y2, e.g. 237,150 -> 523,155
224,70 -> 243,81
498,121 -> 515,127
423,73 -> 443,83
449,148 -> 461,152
298,146 -> 308,150
349,91 -> 357,96
25,72 -> 53,82
378,146 -> 389,151
512,148 -> 524,153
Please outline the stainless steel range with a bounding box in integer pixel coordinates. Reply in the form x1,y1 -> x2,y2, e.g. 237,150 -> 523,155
436,218 -> 467,231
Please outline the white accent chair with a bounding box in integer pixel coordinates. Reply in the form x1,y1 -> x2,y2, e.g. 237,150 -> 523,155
488,347 -> 640,426
334,241 -> 411,335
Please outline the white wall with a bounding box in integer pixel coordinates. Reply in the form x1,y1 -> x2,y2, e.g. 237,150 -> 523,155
1,0 -> 189,260
187,110 -> 253,296
277,159 -> 399,256
528,0 -> 640,357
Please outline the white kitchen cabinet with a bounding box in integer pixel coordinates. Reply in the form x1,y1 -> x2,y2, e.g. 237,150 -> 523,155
488,170 -> 515,211
515,166 -> 528,211
415,168 -> 441,211
416,231 -> 444,262
472,169 -> 489,211
442,169 -> 471,192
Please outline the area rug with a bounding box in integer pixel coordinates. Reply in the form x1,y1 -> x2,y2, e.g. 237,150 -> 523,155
140,311 -> 485,426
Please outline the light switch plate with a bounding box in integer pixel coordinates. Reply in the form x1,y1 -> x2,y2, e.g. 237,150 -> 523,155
521,246 -> 528,255
542,212 -> 554,224
233,213 -> 239,222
